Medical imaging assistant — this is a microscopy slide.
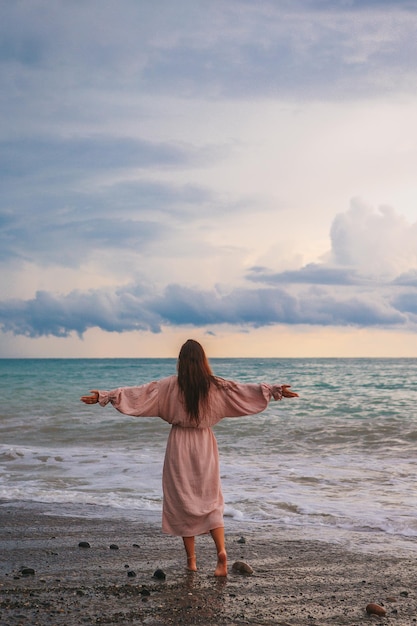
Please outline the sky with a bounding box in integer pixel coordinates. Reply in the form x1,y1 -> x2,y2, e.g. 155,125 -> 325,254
1,0 -> 417,358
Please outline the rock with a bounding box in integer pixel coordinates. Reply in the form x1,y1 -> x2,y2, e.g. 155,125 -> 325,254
232,561 -> 254,575
400,590 -> 409,597
152,568 -> 166,580
127,570 -> 137,578
237,536 -> 246,544
366,603 -> 386,617
78,541 -> 91,548
109,544 -> 119,550
20,567 -> 35,576
140,586 -> 151,596
132,543 -> 140,548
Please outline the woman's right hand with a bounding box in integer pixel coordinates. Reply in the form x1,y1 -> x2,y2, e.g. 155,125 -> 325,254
80,390 -> 99,404
282,385 -> 298,398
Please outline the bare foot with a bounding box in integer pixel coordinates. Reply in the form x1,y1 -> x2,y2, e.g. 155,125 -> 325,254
214,550 -> 227,577
186,555 -> 197,572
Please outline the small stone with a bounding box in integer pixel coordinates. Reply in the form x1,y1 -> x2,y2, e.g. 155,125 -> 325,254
366,603 -> 386,617
109,544 -> 119,550
78,541 -> 91,549
20,567 -> 35,577
237,536 -> 246,544
132,543 -> 140,548
386,596 -> 397,602
232,561 -> 254,575
140,587 -> 151,596
127,570 -> 137,578
400,591 -> 409,597
152,568 -> 166,580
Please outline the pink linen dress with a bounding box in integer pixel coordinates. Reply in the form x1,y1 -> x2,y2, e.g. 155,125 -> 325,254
98,375 -> 283,537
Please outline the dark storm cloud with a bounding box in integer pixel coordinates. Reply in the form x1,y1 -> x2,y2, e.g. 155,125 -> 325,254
0,281 -> 407,339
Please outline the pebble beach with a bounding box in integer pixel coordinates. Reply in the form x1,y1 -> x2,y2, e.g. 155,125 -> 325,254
1,500 -> 415,625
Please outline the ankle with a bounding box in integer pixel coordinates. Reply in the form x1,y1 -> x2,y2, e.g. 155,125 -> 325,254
186,554 -> 197,572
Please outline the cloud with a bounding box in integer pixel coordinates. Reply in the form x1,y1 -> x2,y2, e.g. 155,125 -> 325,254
392,270 -> 417,287
0,136 -> 198,182
330,198 -> 417,277
247,201 -> 417,288
0,286 -> 159,338
119,2 -> 417,100
246,264 -> 365,286
0,172 -> 245,269
0,193 -> 172,267
393,292 -> 417,316
0,278 -> 409,339
1,198 -> 416,338
1,2 -> 417,356
0,132 -> 226,267
2,0 -> 417,105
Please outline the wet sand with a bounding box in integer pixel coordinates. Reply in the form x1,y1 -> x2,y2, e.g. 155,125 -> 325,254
0,500 -> 414,625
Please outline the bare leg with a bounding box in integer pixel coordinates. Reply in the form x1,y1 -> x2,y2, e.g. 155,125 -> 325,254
182,536 -> 197,571
210,527 -> 227,577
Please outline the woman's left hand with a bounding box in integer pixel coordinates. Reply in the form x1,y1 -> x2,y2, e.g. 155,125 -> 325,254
80,390 -> 99,404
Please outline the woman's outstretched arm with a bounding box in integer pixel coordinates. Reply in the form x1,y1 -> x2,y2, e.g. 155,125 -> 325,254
80,382 -> 160,417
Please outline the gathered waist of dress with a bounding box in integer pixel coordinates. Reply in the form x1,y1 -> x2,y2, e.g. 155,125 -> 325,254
170,422 -> 212,430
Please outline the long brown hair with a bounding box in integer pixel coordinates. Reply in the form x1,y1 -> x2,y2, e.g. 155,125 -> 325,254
177,339 -> 215,423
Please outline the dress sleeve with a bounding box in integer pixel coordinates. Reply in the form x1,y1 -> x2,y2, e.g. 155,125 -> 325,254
98,381 -> 159,417
218,380 -> 283,418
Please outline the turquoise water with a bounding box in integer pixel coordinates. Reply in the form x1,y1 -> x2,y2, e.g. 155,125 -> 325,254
1,358 -> 416,555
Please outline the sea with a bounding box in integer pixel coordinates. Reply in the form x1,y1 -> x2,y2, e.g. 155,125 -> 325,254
1,358 -> 416,556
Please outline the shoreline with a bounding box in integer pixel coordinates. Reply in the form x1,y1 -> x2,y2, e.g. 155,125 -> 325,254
0,500 -> 415,625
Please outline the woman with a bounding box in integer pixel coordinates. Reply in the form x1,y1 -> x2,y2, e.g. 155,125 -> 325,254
81,339 -> 298,576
